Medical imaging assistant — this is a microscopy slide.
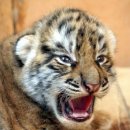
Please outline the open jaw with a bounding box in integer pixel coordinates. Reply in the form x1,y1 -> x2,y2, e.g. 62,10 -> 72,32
57,94 -> 95,122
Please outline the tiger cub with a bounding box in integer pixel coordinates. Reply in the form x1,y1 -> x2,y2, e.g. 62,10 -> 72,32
0,8 -> 116,130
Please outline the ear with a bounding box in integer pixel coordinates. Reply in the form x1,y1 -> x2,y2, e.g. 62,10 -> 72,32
14,35 -> 34,67
107,29 -> 116,55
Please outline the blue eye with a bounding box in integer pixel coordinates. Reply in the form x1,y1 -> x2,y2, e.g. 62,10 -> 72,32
96,55 -> 107,64
60,55 -> 71,63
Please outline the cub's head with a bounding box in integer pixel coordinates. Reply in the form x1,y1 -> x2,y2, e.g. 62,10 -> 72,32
14,8 -> 116,130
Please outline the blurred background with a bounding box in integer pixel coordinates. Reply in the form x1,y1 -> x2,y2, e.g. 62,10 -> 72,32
0,0 -> 130,128
0,0 -> 130,67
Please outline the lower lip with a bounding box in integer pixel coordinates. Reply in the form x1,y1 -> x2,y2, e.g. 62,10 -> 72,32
67,113 -> 92,122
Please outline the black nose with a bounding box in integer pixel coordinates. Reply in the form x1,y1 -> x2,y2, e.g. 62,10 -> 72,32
82,80 -> 100,93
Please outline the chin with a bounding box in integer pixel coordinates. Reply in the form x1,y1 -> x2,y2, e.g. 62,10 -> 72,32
57,114 -> 94,130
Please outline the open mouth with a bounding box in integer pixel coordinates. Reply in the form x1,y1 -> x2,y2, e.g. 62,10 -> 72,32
57,94 -> 95,122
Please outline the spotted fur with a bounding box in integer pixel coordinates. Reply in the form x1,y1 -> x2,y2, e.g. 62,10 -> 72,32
0,8 -> 117,130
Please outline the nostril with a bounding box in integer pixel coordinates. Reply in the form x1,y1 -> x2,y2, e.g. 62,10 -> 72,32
85,84 -> 93,93
82,80 -> 94,93
85,84 -> 100,93
81,78 -> 100,93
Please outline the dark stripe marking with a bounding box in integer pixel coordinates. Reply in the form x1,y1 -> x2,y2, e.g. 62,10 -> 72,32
76,44 -> 81,51
98,35 -> 104,42
69,41 -> 73,52
42,55 -> 55,64
76,14 -> 81,21
65,79 -> 79,88
85,15 -> 91,22
68,88 -> 80,92
41,45 -> 52,53
14,55 -> 24,67
65,78 -> 73,83
65,26 -> 76,36
47,11 -> 61,26
68,82 -> 79,88
58,17 -> 73,31
56,42 -> 64,49
78,27 -> 85,37
89,37 -> 96,49
47,64 -> 59,71
102,77 -> 108,87
99,43 -> 107,52
65,8 -> 82,13
76,27 -> 85,51
102,87 -> 109,91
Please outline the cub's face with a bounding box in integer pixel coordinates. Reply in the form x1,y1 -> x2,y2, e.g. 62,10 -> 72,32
14,8 -> 116,130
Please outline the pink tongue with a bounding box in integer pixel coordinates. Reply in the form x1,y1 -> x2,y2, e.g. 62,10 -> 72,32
69,96 -> 93,113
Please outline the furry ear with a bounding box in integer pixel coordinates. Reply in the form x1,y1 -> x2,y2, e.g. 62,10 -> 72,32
97,27 -> 116,56
14,35 -> 34,67
107,29 -> 116,55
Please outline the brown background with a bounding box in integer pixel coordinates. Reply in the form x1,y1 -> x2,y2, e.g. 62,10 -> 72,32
0,0 -> 130,67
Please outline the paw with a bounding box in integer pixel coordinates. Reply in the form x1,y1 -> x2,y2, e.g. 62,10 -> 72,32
91,111 -> 112,130
44,125 -> 60,130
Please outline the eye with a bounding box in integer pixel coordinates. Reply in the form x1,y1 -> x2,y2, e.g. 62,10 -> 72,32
96,55 -> 107,65
59,55 -> 72,63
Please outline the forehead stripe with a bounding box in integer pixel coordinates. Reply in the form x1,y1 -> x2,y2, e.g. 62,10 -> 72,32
99,43 -> 107,52
58,17 -> 73,31
47,11 -> 61,26
65,26 -> 76,36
